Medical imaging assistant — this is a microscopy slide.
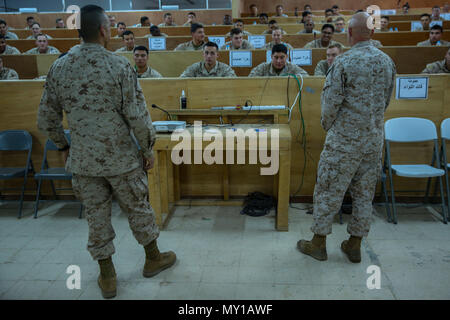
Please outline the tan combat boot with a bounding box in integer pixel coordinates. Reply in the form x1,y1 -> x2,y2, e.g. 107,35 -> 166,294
97,257 -> 117,299
297,234 -> 327,261
143,239 -> 176,278
341,235 -> 362,263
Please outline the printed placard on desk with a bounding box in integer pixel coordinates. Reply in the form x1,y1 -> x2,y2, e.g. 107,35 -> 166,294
380,9 -> 396,15
266,50 -> 272,63
229,51 -> 252,67
290,49 -> 312,66
410,21 -> 422,31
442,13 -> 450,20
430,20 -> 443,28
208,36 -> 225,49
148,37 -> 166,51
396,77 -> 428,99
248,35 -> 266,49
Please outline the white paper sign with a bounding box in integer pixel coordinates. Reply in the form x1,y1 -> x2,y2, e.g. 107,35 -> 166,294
266,50 -> 272,63
248,35 -> 266,49
411,21 -> 422,31
396,77 -> 428,99
290,49 -> 312,66
208,36 -> 225,49
430,20 -> 443,28
380,9 -> 396,15
229,51 -> 252,67
148,37 -> 166,51
442,13 -> 450,20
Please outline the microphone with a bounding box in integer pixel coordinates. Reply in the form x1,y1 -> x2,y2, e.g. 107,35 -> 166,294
313,31 -> 317,48
151,104 -> 172,120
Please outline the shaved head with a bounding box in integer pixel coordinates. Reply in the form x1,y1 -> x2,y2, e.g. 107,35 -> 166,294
348,12 -> 374,45
80,5 -> 109,42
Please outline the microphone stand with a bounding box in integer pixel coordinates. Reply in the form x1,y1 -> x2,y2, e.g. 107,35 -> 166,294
151,104 -> 172,120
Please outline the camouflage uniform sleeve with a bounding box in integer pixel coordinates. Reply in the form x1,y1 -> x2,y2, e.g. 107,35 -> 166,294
314,61 -> 326,76
303,41 -> 314,48
320,61 -> 345,131
9,32 -> 18,40
421,63 -> 434,74
9,69 -> 19,79
151,68 -> 163,78
180,64 -> 196,77
224,64 -> 237,77
37,65 -> 69,149
174,43 -> 186,51
248,63 -> 264,77
384,60 -> 396,110
119,63 -> 155,159
294,65 -> 309,76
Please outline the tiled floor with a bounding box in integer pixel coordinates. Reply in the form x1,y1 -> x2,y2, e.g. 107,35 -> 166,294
0,201 -> 449,300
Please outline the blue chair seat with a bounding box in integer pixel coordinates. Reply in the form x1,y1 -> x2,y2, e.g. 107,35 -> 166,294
34,168 -> 72,180
392,164 -> 445,178
0,167 -> 28,179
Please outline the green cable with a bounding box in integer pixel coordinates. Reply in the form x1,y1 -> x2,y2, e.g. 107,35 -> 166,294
287,73 -> 307,197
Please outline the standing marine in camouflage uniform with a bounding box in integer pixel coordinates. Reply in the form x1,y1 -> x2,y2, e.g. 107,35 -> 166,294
249,44 -> 308,77
174,23 -> 206,51
297,12 -> 396,263
421,47 -> 450,73
0,35 -> 21,55
181,41 -> 236,77
314,43 -> 343,76
25,34 -> 60,54
220,28 -> 254,50
0,57 -> 19,79
37,5 -> 176,299
133,45 -> 163,78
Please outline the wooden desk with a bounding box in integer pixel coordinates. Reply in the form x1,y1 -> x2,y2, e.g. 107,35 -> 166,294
166,108 -> 289,124
148,123 -> 292,231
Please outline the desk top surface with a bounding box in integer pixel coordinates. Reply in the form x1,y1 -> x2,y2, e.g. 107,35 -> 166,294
154,123 -> 292,150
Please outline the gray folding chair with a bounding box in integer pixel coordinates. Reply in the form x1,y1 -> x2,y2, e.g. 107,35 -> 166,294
440,118 -> 450,217
34,130 -> 82,218
384,117 -> 447,224
0,130 -> 35,219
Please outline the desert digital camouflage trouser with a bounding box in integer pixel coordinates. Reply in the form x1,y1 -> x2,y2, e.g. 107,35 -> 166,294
72,167 -> 160,260
311,142 -> 382,238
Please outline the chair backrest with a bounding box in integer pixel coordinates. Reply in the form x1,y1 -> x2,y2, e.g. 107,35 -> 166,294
441,118 -> 450,140
385,117 -> 437,142
0,130 -> 32,151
